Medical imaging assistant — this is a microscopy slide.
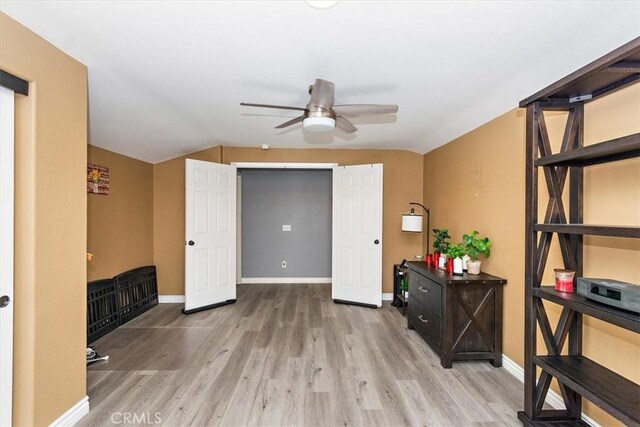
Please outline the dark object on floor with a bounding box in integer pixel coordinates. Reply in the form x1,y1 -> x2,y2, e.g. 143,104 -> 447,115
87,278 -> 119,343
87,265 -> 158,344
114,265 -> 159,324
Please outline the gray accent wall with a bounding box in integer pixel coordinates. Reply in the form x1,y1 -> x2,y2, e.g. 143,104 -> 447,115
241,169 -> 332,278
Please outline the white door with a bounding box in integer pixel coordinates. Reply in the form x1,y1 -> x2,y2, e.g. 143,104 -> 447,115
184,159 -> 237,314
0,86 -> 15,427
332,164 -> 383,307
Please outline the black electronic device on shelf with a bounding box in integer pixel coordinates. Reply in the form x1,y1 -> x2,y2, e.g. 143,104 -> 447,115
577,278 -> 640,314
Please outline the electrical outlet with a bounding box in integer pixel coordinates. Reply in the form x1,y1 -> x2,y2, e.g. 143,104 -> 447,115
282,260 -> 287,269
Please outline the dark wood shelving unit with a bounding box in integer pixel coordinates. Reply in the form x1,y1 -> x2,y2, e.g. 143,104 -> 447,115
519,37 -> 640,426
533,287 -> 640,333
533,356 -> 640,426
534,133 -> 639,167
533,224 -> 640,238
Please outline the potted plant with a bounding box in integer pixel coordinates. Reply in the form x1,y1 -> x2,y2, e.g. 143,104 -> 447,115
399,277 -> 409,301
446,243 -> 466,275
462,230 -> 491,274
432,228 -> 451,270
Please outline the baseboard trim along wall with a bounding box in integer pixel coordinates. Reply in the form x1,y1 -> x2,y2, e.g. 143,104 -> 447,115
49,395 -> 89,427
241,277 -> 332,284
159,293 -> 394,303
501,355 -> 599,427
158,295 -> 185,303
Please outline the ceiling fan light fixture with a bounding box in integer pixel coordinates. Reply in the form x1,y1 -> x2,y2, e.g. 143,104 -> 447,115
303,116 -> 335,132
305,1 -> 339,10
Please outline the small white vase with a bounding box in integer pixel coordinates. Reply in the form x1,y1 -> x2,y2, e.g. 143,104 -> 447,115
462,254 -> 470,271
453,257 -> 464,275
467,260 -> 481,275
438,254 -> 447,270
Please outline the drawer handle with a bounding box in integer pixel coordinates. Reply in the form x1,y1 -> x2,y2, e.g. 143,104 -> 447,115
418,315 -> 429,323
418,286 -> 429,293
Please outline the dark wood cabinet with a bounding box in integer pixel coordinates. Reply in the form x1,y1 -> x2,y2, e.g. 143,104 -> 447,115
407,261 -> 506,368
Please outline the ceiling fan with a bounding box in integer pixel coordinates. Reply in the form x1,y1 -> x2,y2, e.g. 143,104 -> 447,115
240,79 -> 398,133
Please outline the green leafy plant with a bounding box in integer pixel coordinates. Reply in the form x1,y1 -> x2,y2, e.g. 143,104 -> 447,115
445,243 -> 466,260
399,277 -> 409,293
432,228 -> 451,253
462,230 -> 492,260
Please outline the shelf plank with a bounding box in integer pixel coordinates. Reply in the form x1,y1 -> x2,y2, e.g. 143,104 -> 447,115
534,356 -> 640,426
535,133 -> 640,167
517,411 -> 589,426
519,37 -> 640,107
534,287 -> 640,333
533,224 -> 640,238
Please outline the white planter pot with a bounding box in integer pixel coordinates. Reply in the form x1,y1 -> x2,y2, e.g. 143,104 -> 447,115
467,260 -> 481,275
453,257 -> 464,275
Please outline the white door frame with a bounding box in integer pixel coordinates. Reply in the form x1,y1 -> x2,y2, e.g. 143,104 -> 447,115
232,162 -> 338,285
0,86 -> 16,427
236,173 -> 242,284
231,162 -> 338,170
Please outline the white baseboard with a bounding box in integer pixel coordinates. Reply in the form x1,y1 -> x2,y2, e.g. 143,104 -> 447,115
501,355 -> 599,427
241,277 -> 332,284
49,395 -> 89,427
158,295 -> 185,303
501,355 -> 524,383
161,292 -> 393,302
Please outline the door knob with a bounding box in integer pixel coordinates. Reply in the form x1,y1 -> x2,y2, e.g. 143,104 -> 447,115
374,239 -> 380,245
188,240 -> 195,246
0,295 -> 10,308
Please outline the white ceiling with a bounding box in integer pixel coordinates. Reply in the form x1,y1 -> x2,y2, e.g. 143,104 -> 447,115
1,1 -> 639,164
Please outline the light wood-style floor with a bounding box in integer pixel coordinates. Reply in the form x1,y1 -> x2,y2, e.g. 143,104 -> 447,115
82,283 -> 523,426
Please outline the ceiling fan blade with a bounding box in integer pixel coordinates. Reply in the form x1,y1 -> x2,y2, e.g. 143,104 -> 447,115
332,104 -> 399,116
309,79 -> 335,108
240,102 -> 306,112
336,116 -> 357,133
275,115 -> 305,129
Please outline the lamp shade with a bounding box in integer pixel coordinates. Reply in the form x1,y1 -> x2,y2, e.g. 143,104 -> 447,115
401,213 -> 422,232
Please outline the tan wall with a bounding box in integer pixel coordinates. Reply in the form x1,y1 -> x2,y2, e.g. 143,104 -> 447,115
423,83 -> 640,426
153,146 -> 222,295
87,146 -> 154,281
153,146 -> 423,295
1,13 -> 88,426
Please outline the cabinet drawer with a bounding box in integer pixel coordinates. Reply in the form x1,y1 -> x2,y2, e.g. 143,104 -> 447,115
409,273 -> 442,317
408,298 -> 441,350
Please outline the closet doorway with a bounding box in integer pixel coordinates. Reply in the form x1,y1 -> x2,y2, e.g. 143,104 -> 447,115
237,164 -> 335,285
235,162 -> 384,308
